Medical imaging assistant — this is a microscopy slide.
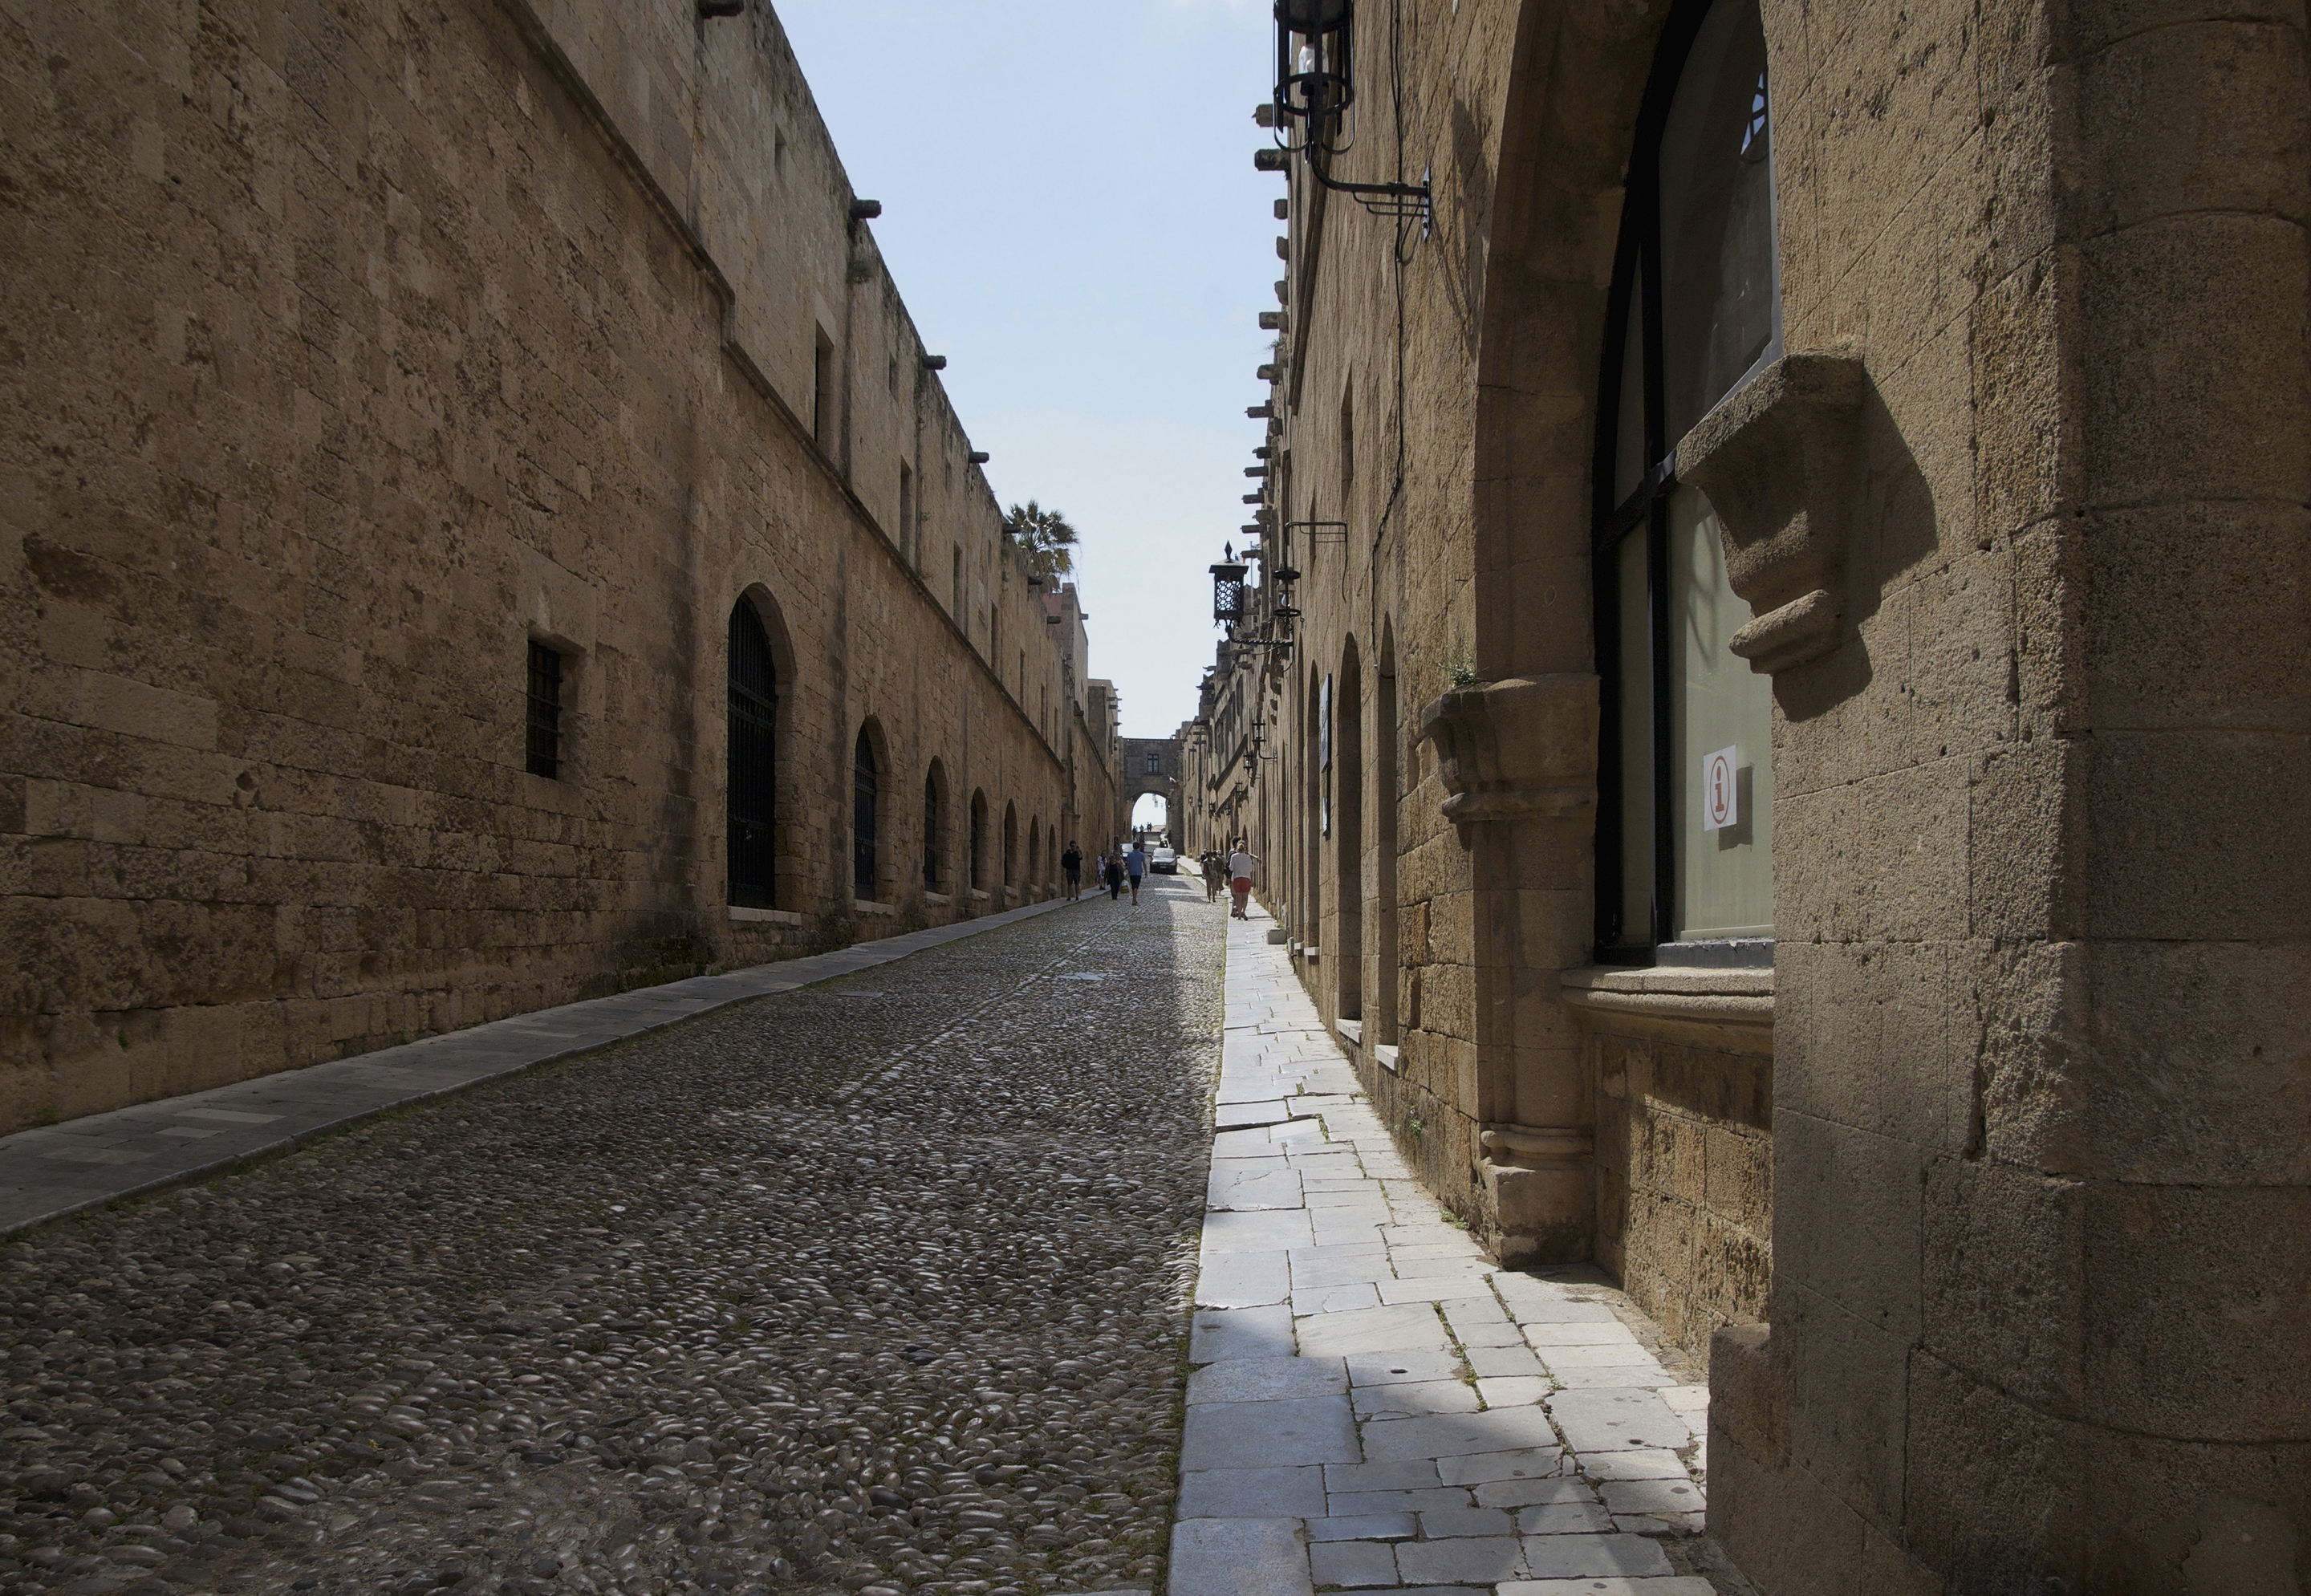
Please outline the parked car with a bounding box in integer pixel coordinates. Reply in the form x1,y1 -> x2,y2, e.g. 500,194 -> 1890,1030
1148,847 -> 1178,874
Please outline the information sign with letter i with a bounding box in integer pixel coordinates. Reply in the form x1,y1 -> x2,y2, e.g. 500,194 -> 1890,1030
1702,745 -> 1739,832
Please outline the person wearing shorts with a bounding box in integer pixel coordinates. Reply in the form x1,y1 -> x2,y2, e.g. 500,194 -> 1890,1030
1228,844 -> 1257,920
1126,843 -> 1145,904
1062,842 -> 1082,895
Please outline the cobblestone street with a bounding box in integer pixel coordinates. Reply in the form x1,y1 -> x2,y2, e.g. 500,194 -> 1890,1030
0,884 -> 1221,1596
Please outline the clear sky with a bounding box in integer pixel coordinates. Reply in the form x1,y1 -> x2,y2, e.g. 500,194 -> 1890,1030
777,0 -> 1278,740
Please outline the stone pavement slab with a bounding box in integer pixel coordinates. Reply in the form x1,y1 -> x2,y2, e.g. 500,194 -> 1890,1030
1183,1396 -> 1362,1470
0,891 -> 1094,1237
1188,1357 -> 1349,1404
1181,906 -> 1717,1593
1168,1517 -> 1314,1596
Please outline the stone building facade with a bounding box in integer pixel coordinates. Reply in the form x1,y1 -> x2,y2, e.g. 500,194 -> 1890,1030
0,0 -> 1113,1131
1202,0 -> 2309,1590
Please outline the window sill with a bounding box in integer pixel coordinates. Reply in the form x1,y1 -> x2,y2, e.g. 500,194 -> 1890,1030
924,891 -> 952,906
729,906 -> 799,926
1559,965 -> 1773,1045
855,899 -> 896,917
1335,1018 -> 1364,1047
1371,1043 -> 1401,1074
1300,945 -> 1322,962
968,889 -> 991,903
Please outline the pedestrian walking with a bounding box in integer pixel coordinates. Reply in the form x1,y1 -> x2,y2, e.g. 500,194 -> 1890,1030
1200,849 -> 1224,904
1228,842 -> 1259,920
1062,841 -> 1082,896
1126,842 -> 1146,904
1104,851 -> 1125,900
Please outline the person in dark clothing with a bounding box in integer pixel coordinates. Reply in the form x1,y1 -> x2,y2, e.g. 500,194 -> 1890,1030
1062,842 -> 1082,895
1104,851 -> 1126,900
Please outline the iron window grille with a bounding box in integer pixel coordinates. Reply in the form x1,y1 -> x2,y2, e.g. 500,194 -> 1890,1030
526,641 -> 563,779
853,730 -> 879,901
923,772 -> 941,890
727,604 -> 779,908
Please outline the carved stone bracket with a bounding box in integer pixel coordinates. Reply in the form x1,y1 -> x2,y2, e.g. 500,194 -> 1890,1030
1415,675 -> 1597,835
1675,351 -> 1869,676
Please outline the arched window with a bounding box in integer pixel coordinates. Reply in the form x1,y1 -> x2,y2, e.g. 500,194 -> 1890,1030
969,790 -> 989,891
1002,802 -> 1019,889
1594,0 -> 1778,960
727,602 -> 778,908
853,727 -> 879,903
923,763 -> 944,890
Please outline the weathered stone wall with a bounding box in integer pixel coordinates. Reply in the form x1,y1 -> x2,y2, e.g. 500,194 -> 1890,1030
1208,0 -> 2310,1589
1574,995 -> 1773,1362
0,0 -> 1089,1132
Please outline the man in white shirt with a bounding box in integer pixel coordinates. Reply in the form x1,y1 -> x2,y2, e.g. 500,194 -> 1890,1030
1227,843 -> 1257,920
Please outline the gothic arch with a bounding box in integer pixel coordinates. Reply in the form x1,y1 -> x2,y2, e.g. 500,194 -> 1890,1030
1470,0 -> 1691,682
969,789 -> 989,892
727,587 -> 798,910
853,717 -> 892,904
922,757 -> 950,892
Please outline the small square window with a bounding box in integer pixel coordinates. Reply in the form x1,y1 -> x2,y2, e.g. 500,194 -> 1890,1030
526,641 -> 563,779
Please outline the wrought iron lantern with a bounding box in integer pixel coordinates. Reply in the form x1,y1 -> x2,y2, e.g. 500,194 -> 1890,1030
1265,0 -> 1429,220
1273,0 -> 1353,152
1211,558 -> 1249,627
1269,563 -> 1302,625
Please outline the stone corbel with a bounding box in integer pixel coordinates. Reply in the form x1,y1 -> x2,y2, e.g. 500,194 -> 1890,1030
1674,351 -> 1869,676
1415,675 -> 1596,836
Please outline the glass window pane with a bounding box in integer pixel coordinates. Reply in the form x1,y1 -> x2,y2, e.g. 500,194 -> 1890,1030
1667,485 -> 1773,940
1614,529 -> 1655,942
1658,0 -> 1779,445
1612,256 -> 1647,508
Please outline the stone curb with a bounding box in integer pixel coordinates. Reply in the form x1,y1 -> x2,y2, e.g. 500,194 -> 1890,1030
0,892 -> 1103,1238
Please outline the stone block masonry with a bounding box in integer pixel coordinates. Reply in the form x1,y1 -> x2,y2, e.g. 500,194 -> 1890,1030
0,0 -> 1108,1131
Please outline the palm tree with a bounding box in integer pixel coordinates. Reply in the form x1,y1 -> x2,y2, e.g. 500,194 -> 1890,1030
1003,500 -> 1078,581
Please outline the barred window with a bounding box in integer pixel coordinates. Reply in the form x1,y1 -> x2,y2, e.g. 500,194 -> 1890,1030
526,641 -> 563,779
854,728 -> 879,902
727,603 -> 779,908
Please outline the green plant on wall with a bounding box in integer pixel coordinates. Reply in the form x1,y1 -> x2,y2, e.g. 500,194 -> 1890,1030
1003,500 -> 1079,581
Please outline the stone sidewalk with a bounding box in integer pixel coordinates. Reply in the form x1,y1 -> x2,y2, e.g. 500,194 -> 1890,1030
1170,911 -> 1715,1596
0,892 -> 1093,1237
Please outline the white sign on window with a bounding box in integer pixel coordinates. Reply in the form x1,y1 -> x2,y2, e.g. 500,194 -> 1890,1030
1702,745 -> 1740,832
